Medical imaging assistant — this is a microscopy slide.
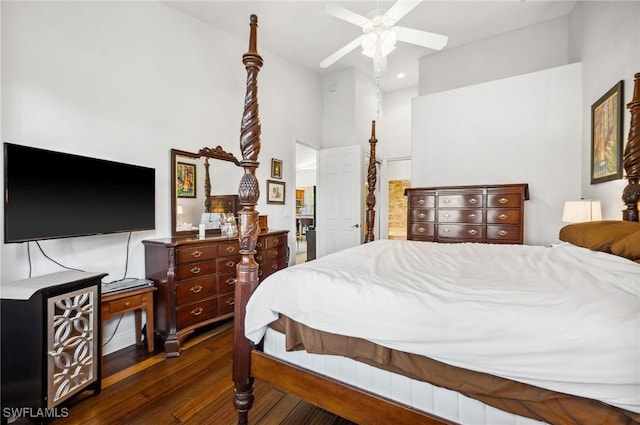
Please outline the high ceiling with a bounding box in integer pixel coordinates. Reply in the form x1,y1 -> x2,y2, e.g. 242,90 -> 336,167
162,0 -> 577,92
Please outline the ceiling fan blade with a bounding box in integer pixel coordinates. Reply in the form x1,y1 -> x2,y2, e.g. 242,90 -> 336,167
384,0 -> 423,26
394,26 -> 448,50
319,35 -> 364,68
324,4 -> 370,27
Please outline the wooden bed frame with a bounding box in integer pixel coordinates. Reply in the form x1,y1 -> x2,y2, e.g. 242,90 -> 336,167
231,15 -> 640,425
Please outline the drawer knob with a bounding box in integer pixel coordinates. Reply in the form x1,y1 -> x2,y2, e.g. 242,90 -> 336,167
272,249 -> 278,255
442,199 -> 451,204
257,242 -> 263,248
124,301 -> 130,307
226,246 -> 236,253
226,260 -> 235,268
258,270 -> 263,276
468,229 -> 477,235
225,277 -> 236,285
468,198 -> 478,204
498,214 -> 508,220
443,228 -> 450,233
256,255 -> 263,261
418,199 -> 426,205
273,238 -> 280,244
468,213 -> 477,219
418,213 -> 426,219
271,264 -> 278,270
498,197 -> 508,204
418,227 -> 425,233
226,298 -> 235,306
190,285 -> 203,293
190,266 -> 202,274
442,213 -> 450,218
499,230 -> 508,236
190,250 -> 202,258
191,307 -> 203,316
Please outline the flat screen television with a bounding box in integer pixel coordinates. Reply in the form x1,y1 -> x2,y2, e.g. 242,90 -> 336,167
4,143 -> 155,243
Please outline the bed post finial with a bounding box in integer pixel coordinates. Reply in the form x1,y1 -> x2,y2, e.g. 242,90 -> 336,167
622,72 -> 640,221
364,120 -> 377,243
233,14 -> 263,425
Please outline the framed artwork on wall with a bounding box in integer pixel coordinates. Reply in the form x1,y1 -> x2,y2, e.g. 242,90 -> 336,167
176,162 -> 196,198
271,158 -> 283,179
266,180 -> 285,204
591,80 -> 624,184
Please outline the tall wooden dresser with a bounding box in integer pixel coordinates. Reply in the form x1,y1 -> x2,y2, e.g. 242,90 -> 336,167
143,230 -> 289,356
405,184 -> 529,244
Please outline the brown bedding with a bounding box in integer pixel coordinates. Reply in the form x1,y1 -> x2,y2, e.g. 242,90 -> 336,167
270,315 -> 640,425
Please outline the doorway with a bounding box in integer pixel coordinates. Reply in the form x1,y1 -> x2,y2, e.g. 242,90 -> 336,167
295,142 -> 318,264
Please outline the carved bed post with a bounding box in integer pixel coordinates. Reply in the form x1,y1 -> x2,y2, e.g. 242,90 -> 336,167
203,158 -> 211,212
364,120 -> 377,243
623,72 -> 640,222
233,14 -> 262,425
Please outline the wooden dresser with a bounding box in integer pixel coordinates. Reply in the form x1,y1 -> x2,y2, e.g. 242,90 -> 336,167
405,184 -> 529,244
143,230 -> 289,356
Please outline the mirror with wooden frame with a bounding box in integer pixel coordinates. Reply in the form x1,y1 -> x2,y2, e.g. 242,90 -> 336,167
171,147 -> 242,237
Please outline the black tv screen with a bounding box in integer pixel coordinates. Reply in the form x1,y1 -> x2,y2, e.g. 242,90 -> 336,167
4,143 -> 155,243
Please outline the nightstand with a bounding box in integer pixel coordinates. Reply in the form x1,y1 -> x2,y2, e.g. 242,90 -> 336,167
102,285 -> 157,352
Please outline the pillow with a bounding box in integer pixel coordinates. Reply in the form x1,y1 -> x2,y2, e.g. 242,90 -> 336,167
559,220 -> 640,252
611,231 -> 640,260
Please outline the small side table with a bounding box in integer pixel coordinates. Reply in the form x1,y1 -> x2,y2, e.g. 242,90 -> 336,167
102,285 -> 157,352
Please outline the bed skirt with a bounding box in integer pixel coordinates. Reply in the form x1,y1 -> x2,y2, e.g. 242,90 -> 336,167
265,316 -> 638,425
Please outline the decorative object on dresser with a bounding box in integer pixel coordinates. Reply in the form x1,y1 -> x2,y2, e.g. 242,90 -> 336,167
1,271 -> 106,414
143,230 -> 288,357
405,183 -> 529,244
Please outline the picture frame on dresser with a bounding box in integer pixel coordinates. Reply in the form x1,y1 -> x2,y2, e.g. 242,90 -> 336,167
591,80 -> 624,184
266,180 -> 285,204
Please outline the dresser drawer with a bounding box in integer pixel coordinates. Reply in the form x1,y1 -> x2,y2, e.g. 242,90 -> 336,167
175,276 -> 217,306
409,209 -> 435,222
439,194 -> 483,208
409,194 -> 435,208
438,224 -> 483,240
218,241 -> 241,256
257,234 -> 287,250
217,270 -> 237,294
487,193 -> 522,208
259,257 -> 288,281
408,223 -> 435,237
487,225 -> 521,242
487,209 -> 521,225
176,245 -> 219,264
218,293 -> 235,316
175,261 -> 216,281
438,209 -> 482,223
215,255 -> 241,273
176,298 -> 218,329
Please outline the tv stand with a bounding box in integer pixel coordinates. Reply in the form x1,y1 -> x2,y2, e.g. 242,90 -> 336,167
1,271 -> 106,422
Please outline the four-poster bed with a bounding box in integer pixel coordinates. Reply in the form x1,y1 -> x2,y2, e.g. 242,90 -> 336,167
231,15 -> 640,425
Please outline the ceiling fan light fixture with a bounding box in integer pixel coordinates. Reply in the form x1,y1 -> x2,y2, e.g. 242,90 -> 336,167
361,29 -> 397,59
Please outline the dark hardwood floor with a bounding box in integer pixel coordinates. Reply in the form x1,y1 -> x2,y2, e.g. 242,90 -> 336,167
43,320 -> 355,425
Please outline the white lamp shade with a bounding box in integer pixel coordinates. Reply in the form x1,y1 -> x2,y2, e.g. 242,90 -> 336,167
562,200 -> 602,223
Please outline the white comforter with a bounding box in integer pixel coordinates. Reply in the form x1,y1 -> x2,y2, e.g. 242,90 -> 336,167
245,240 -> 640,413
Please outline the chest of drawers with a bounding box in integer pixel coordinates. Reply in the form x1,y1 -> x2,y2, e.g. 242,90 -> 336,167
405,184 -> 529,244
143,230 -> 289,356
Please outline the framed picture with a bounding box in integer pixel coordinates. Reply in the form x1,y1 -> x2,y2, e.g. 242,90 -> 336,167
591,80 -> 624,184
271,158 -> 283,179
176,162 -> 196,198
266,180 -> 285,204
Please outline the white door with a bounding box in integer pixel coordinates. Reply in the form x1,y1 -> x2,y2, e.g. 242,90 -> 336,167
317,145 -> 363,258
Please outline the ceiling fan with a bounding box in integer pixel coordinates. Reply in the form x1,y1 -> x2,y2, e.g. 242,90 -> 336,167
319,0 -> 448,76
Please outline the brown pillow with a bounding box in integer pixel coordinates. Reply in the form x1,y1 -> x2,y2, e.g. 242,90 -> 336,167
559,220 -> 640,252
611,231 -> 640,260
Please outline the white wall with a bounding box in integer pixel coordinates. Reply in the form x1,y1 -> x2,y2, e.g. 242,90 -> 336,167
412,63 -> 582,246
568,1 -> 640,218
418,17 -> 570,96
1,1 -> 322,354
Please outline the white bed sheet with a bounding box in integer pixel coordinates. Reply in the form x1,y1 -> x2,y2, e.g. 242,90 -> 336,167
245,240 -> 640,413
